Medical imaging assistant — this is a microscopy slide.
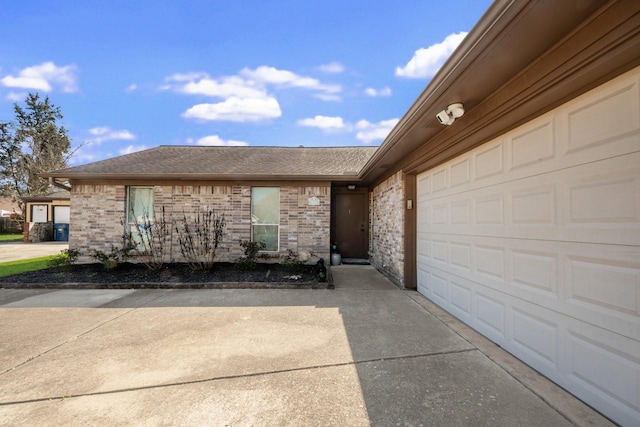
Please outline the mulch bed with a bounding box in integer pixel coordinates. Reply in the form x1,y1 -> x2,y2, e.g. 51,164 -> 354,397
0,262 -> 333,289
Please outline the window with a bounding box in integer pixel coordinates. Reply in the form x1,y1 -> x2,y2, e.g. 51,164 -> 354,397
251,187 -> 279,251
126,186 -> 154,249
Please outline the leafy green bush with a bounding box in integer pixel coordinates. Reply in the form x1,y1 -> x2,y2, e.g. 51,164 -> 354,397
48,248 -> 81,270
91,241 -> 133,270
236,240 -> 268,270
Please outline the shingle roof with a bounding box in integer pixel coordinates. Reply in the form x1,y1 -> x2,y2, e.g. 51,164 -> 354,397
21,190 -> 71,202
43,146 -> 378,181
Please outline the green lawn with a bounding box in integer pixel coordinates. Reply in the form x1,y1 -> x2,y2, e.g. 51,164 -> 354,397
0,256 -> 52,277
0,233 -> 23,242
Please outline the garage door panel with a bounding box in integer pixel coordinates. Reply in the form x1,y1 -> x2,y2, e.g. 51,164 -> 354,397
564,80 -> 640,154
416,268 -> 430,296
475,194 -> 505,225
475,139 -> 506,179
475,292 -> 507,342
475,244 -> 506,281
511,307 -> 559,369
449,278 -> 472,321
509,120 -> 555,170
511,248 -> 558,295
422,153 -> 640,245
511,184 -> 556,225
566,257 -> 638,316
420,236 -> 640,340
565,329 -> 640,424
449,241 -> 471,271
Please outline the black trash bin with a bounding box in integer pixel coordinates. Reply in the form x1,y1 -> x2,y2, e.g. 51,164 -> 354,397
54,223 -> 69,241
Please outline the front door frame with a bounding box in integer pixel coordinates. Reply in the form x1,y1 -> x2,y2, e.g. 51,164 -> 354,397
331,186 -> 370,260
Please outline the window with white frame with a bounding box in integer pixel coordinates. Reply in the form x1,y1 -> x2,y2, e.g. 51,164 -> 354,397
126,186 -> 154,250
251,187 -> 279,252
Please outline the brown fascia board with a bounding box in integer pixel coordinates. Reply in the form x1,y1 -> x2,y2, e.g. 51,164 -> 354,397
359,0 -> 620,186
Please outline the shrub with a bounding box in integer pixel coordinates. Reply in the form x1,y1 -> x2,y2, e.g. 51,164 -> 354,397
48,248 -> 81,270
281,249 -> 315,274
236,240 -> 268,270
129,206 -> 170,271
91,235 -> 135,270
175,207 -> 226,271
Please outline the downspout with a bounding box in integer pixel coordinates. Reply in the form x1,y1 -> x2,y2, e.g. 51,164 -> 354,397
49,177 -> 71,192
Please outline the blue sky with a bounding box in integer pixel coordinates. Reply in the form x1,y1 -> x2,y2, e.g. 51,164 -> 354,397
0,1 -> 492,166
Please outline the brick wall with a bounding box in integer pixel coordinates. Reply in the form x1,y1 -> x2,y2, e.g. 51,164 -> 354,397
370,171 -> 405,287
294,186 -> 331,262
70,183 -> 330,264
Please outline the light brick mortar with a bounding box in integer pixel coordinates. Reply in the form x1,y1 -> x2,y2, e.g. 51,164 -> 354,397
70,183 -> 330,264
370,171 -> 405,287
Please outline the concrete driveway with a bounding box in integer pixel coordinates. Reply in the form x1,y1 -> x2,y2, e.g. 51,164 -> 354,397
0,266 -> 611,426
0,241 -> 68,263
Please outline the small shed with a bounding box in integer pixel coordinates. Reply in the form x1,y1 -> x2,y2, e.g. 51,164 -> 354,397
22,190 -> 71,242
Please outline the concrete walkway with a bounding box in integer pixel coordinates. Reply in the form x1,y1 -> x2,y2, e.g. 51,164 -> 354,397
0,241 -> 68,263
0,265 -> 612,426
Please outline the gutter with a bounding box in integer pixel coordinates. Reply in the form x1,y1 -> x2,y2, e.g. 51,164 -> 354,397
49,177 -> 72,191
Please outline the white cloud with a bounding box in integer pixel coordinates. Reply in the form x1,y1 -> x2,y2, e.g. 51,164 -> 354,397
297,115 -> 346,130
298,115 -> 398,143
317,62 -> 345,74
395,32 -> 467,79
119,145 -> 148,155
355,118 -> 399,143
168,65 -> 341,123
182,96 -> 282,122
364,87 -> 392,97
88,126 -> 136,144
180,75 -> 266,99
126,83 -> 138,92
6,91 -> 26,101
193,135 -> 249,146
69,150 -> 97,165
0,62 -> 78,92
241,66 -> 341,95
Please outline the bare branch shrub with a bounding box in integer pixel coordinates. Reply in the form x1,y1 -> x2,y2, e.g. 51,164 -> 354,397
130,205 -> 171,271
175,207 -> 226,271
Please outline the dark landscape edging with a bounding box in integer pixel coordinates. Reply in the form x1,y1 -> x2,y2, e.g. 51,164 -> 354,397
0,281 -> 331,290
0,263 -> 334,290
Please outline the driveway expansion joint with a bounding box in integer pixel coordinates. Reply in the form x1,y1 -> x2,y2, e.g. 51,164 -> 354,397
0,349 -> 478,407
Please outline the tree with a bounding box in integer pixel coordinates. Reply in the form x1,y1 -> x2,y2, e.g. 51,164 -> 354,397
0,93 -> 73,220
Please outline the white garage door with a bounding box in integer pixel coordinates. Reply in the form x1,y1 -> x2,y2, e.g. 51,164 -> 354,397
416,67 -> 640,426
53,206 -> 70,224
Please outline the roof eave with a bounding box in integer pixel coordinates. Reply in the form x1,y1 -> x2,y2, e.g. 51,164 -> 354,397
43,173 -> 361,182
358,0 -> 634,187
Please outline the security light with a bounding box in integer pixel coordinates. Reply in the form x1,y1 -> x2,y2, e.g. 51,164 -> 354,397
436,102 -> 465,125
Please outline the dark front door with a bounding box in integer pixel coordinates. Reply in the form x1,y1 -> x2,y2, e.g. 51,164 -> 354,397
333,190 -> 368,259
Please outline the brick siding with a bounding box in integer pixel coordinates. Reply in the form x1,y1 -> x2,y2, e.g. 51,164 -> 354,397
370,171 -> 405,287
70,183 -> 330,264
